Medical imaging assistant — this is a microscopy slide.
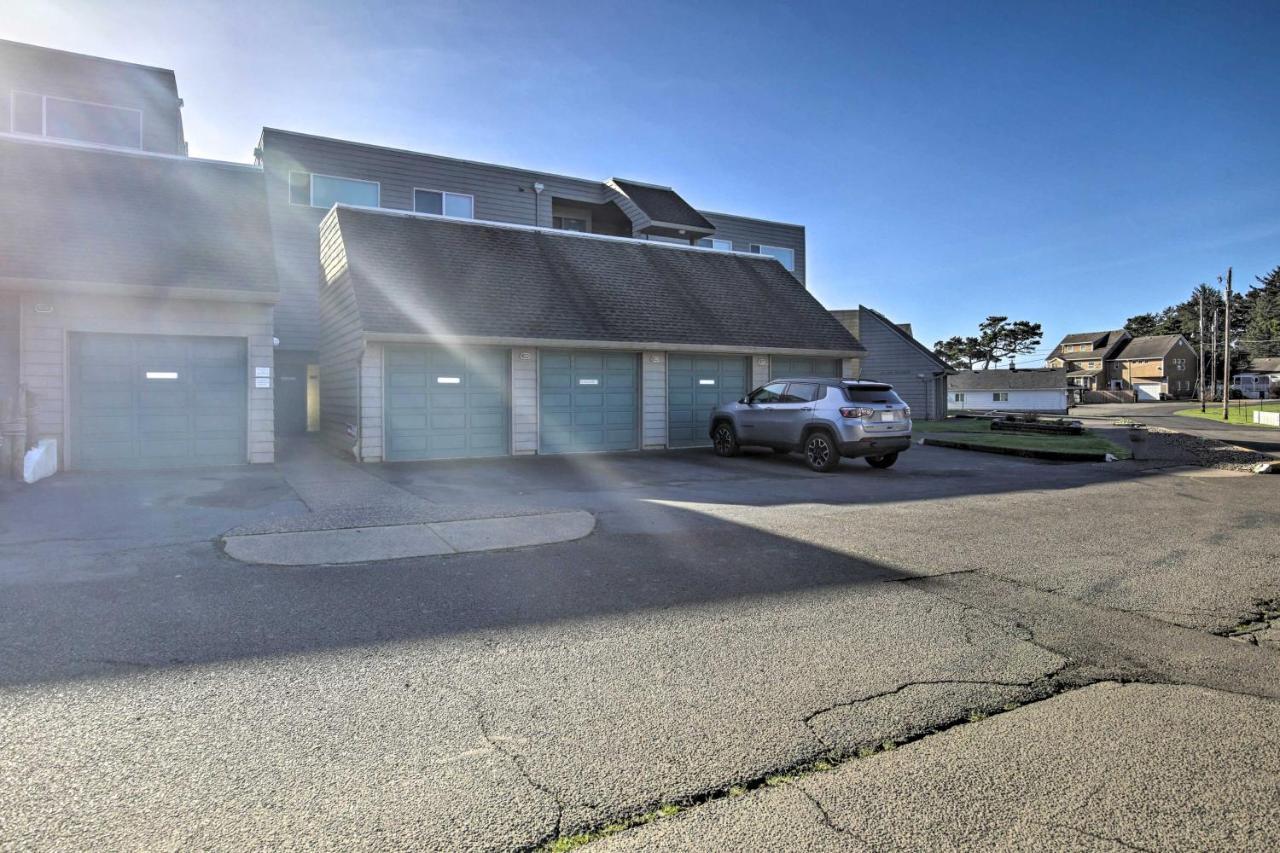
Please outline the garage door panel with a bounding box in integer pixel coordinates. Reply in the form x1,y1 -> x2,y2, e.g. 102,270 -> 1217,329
667,354 -> 749,447
383,346 -> 510,461
771,356 -> 842,380
539,350 -> 638,453
70,333 -> 247,470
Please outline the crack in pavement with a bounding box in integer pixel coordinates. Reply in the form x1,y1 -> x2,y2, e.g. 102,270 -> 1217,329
1033,820 -> 1157,852
791,782 -> 871,848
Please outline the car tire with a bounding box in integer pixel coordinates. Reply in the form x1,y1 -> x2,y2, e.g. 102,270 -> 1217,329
865,452 -> 899,469
712,422 -> 741,457
803,430 -> 841,473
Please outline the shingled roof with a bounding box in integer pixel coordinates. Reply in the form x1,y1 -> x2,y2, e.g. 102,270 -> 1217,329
1048,329 -> 1129,362
1110,334 -> 1190,360
0,137 -> 276,296
952,368 -> 1069,391
606,179 -> 714,233
320,206 -> 861,353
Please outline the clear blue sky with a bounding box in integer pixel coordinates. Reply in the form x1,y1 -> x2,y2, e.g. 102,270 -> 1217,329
8,0 -> 1279,361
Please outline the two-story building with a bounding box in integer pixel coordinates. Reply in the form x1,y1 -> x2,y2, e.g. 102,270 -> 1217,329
1045,329 -> 1131,392
2,39 -> 862,469
1046,329 -> 1198,400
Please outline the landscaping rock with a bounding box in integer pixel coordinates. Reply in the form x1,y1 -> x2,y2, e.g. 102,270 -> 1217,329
1253,461 -> 1277,474
1143,427 -> 1273,472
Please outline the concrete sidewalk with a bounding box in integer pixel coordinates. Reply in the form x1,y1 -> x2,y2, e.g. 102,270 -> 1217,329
597,682 -> 1280,851
221,438 -> 594,564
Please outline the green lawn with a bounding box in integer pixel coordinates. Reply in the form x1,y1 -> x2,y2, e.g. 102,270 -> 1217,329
919,418 -> 1131,458
1174,400 -> 1280,427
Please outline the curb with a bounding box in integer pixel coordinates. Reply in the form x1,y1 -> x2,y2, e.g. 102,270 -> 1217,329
921,437 -> 1111,463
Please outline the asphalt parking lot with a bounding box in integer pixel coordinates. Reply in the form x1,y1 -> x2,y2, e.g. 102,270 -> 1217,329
1,440 -> 1277,850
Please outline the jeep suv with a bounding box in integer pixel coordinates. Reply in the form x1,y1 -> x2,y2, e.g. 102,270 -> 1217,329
709,378 -> 912,472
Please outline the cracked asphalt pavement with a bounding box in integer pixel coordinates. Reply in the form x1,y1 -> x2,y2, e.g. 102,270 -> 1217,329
1,441 -> 1278,850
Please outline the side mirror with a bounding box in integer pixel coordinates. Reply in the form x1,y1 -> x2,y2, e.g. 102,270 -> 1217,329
739,396 -> 750,405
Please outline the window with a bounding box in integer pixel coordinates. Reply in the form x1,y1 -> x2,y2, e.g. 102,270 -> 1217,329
10,91 -> 142,149
783,382 -> 821,403
750,243 -> 796,271
697,238 -> 733,251
749,382 -> 787,404
414,188 -> 474,218
993,392 -> 1009,402
553,216 -> 588,232
953,392 -> 965,403
290,172 -> 380,209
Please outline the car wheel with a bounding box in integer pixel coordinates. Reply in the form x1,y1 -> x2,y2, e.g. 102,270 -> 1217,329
804,431 -> 840,472
865,452 -> 899,469
712,422 -> 741,457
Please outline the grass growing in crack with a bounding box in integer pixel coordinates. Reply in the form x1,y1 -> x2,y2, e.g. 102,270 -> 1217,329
541,804 -> 685,852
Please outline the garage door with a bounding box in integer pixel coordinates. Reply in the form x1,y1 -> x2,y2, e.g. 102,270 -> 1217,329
667,354 -> 749,447
770,356 -> 843,380
1135,382 -> 1162,402
70,333 -> 246,470
384,346 -> 509,461
540,350 -> 637,453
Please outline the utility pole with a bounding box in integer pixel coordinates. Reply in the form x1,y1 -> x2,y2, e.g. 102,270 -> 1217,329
1198,288 -> 1206,412
1222,267 -> 1232,421
1210,309 -> 1219,402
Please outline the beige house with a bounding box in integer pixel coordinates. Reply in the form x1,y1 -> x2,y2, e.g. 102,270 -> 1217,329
1047,330 -> 1198,400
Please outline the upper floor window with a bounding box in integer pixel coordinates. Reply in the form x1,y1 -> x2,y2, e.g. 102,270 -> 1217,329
697,238 -> 733,251
553,216 -> 588,232
750,243 -> 796,272
414,188 -> 474,218
10,91 -> 142,149
290,172 -> 380,209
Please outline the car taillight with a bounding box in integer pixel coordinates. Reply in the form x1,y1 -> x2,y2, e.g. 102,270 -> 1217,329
903,406 -> 911,418
840,407 -> 876,419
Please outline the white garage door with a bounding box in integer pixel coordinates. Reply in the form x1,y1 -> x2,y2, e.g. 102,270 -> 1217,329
1135,383 -> 1162,401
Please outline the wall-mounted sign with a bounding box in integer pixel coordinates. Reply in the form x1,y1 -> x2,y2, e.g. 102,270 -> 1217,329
519,351 -> 533,360
255,377 -> 271,388
255,366 -> 271,378
436,376 -> 461,384
757,357 -> 769,366
33,303 -> 54,314
699,379 -> 716,385
649,354 -> 663,363
145,371 -> 179,380
578,378 -> 600,385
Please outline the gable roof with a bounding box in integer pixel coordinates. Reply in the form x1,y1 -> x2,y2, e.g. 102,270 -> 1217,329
1048,329 -> 1128,362
1110,334 -> 1191,360
321,206 -> 860,353
828,306 -> 952,373
0,136 -> 276,298
1243,357 -> 1280,374
606,179 -> 714,232
952,368 -> 1069,391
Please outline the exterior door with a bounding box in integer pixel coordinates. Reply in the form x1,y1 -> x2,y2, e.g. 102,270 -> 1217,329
383,346 -> 509,460
540,350 -> 638,453
738,381 -> 788,445
273,360 -> 308,435
770,355 -> 842,380
70,333 -> 247,470
667,354 -> 749,447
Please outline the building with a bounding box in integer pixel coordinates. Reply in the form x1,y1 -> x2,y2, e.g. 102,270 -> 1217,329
1045,329 -> 1131,392
2,38 -> 863,469
316,206 -> 858,460
253,128 -> 814,436
1105,334 -> 1199,400
1234,357 -> 1280,399
829,306 -> 951,419
949,368 -> 1070,414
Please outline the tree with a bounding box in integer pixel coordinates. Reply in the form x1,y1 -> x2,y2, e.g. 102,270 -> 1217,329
933,317 -> 1043,370
1124,312 -> 1165,338
1241,266 -> 1280,359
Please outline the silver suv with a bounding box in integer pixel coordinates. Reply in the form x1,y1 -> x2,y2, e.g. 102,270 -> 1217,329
709,378 -> 912,472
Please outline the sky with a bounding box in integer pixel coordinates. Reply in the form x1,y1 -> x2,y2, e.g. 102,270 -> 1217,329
7,0 -> 1279,363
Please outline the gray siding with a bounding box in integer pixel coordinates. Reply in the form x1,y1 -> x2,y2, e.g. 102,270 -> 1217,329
0,39 -> 185,154
258,129 -> 811,357
359,343 -> 384,461
699,212 -> 806,285
641,351 -> 667,449
317,213 -> 362,456
836,309 -> 949,419
511,347 -> 538,455
0,292 -> 18,406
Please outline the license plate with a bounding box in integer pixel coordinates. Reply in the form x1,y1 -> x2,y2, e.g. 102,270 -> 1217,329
879,411 -> 897,422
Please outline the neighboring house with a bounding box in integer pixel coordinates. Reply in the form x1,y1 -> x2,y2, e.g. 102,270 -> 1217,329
1234,357 -> 1280,399
317,206 -> 858,460
1106,334 -> 1199,400
1045,329 -> 1130,392
949,369 -> 1070,414
254,128 -> 812,435
829,306 -> 952,419
0,136 -> 278,470
1,38 -> 862,469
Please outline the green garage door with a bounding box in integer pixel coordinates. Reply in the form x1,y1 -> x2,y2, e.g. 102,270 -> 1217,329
70,333 -> 246,470
384,346 -> 509,461
667,354 -> 749,447
770,355 -> 843,380
540,350 -> 637,453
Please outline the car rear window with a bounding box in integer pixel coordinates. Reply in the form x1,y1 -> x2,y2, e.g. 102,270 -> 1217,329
843,386 -> 904,405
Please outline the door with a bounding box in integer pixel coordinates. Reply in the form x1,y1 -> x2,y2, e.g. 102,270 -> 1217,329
273,360 -> 308,435
70,333 -> 247,470
384,346 -> 509,460
667,354 -> 749,447
770,355 -> 842,380
540,350 -> 638,453
738,381 -> 788,445
1135,382 -> 1162,402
